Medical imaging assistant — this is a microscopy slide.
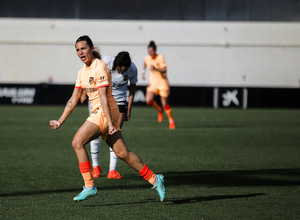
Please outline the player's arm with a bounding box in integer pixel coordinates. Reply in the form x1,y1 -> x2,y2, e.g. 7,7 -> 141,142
80,90 -> 88,103
142,62 -> 147,80
151,55 -> 167,74
151,65 -> 166,74
98,86 -> 117,135
127,83 -> 136,121
49,87 -> 82,129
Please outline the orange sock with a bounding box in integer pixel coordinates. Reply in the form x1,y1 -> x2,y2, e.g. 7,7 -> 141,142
164,104 -> 174,122
79,161 -> 94,187
139,164 -> 156,184
81,171 -> 94,187
148,174 -> 156,185
148,100 -> 162,112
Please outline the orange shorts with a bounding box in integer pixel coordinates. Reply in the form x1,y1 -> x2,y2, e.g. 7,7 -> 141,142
147,82 -> 170,97
87,103 -> 121,141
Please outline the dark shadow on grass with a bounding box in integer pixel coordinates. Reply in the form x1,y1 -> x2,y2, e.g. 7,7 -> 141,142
82,199 -> 160,207
165,169 -> 300,187
1,169 -> 299,198
168,193 -> 265,205
0,188 -> 80,197
0,183 -> 149,198
81,193 -> 265,207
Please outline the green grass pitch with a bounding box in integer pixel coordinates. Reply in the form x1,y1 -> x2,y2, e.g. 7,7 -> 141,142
0,105 -> 299,219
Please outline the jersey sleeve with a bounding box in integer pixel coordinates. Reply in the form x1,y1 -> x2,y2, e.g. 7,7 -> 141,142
129,62 -> 138,84
96,62 -> 110,88
75,69 -> 82,89
159,55 -> 167,69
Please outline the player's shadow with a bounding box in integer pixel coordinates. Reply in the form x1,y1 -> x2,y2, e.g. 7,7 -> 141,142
0,188 -> 81,198
1,169 -> 299,198
165,169 -> 300,187
81,193 -> 266,207
167,193 -> 265,205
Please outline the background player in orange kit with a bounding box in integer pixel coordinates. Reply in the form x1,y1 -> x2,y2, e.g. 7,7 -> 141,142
49,35 -> 165,202
142,41 -> 175,129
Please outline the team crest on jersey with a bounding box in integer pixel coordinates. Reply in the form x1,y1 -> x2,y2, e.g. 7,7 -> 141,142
89,77 -> 94,85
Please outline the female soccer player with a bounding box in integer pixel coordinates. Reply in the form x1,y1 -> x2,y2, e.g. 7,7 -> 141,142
81,52 -> 138,179
49,35 -> 165,202
142,41 -> 175,129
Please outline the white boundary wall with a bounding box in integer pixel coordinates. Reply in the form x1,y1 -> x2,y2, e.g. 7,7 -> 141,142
1,18 -> 300,88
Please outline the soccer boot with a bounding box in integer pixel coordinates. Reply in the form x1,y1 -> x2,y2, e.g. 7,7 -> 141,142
152,174 -> 165,202
158,111 -> 163,123
169,121 -> 175,129
92,166 -> 101,178
107,170 -> 122,179
73,186 -> 98,201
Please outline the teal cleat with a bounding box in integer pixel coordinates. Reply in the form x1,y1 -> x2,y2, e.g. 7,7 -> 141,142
73,186 -> 98,201
152,174 -> 165,202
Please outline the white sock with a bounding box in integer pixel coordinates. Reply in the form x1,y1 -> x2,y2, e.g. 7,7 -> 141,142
90,137 -> 101,167
109,148 -> 118,171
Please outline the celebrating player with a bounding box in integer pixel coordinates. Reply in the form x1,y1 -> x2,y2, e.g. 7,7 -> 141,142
142,41 -> 175,129
49,35 -> 165,202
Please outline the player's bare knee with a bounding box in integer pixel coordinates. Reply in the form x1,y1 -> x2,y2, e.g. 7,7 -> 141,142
72,137 -> 82,151
115,151 -> 125,160
115,150 -> 129,161
146,100 -> 154,106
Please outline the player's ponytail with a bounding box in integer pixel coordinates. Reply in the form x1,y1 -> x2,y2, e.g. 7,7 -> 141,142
148,40 -> 157,51
92,47 -> 101,60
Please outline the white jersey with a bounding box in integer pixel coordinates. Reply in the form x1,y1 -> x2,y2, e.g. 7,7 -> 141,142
102,55 -> 138,105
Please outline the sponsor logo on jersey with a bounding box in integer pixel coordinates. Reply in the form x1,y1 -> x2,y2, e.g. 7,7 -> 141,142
84,88 -> 98,94
112,83 -> 121,89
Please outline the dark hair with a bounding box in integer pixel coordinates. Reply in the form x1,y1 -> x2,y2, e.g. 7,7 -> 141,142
112,51 -> 131,71
75,35 -> 101,60
148,40 -> 157,51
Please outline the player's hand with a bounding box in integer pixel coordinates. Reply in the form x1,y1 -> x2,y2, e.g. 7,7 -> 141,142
108,124 -> 117,135
126,111 -> 131,121
142,73 -> 146,80
49,120 -> 61,130
80,90 -> 87,103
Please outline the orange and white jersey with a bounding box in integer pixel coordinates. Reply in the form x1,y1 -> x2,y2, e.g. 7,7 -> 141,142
144,54 -> 168,84
75,58 -> 115,112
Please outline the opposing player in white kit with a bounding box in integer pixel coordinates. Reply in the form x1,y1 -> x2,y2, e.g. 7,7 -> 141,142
81,51 -> 138,179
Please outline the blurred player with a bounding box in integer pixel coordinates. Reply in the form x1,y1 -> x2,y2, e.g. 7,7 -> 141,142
142,41 -> 175,129
49,35 -> 165,202
81,51 -> 138,179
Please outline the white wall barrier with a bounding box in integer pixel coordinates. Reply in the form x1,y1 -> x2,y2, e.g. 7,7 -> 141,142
1,18 -> 300,88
